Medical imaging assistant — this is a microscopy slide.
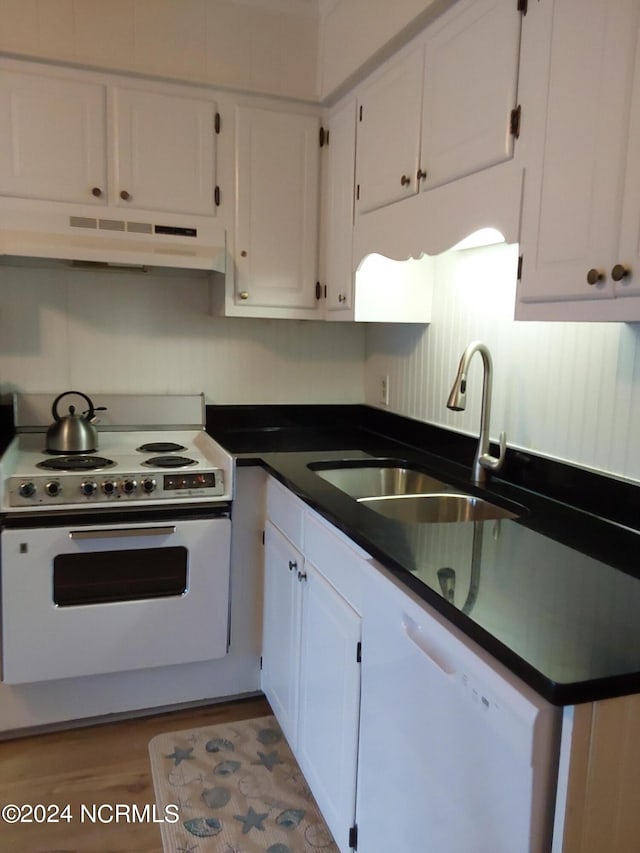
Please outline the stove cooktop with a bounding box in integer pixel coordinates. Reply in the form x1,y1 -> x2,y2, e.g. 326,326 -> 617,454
1,429 -> 233,510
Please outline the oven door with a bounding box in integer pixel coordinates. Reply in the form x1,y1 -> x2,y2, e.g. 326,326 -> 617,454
1,515 -> 231,684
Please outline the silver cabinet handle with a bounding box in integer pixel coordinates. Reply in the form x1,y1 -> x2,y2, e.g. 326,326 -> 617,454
69,526 -> 176,540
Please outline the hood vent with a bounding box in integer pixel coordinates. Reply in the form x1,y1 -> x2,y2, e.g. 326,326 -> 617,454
0,204 -> 226,273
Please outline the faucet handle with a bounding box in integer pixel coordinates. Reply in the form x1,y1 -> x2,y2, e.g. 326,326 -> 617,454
479,431 -> 507,474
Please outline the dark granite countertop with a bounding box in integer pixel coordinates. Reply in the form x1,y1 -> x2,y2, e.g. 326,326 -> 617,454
207,404 -> 640,707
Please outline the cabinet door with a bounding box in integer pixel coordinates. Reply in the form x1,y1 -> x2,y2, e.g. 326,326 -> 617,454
0,70 -> 107,205
297,561 -> 361,853
323,99 -> 357,315
420,0 -> 521,192
518,0 -> 639,305
615,25 -> 640,300
112,87 -> 217,216
235,106 -> 320,310
261,522 -> 303,749
355,47 -> 424,215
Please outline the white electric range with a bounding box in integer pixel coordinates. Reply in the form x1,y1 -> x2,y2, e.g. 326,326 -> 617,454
0,392 -> 233,512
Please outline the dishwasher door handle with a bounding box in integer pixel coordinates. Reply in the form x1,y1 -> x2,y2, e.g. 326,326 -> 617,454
69,526 -> 177,540
402,613 -> 456,676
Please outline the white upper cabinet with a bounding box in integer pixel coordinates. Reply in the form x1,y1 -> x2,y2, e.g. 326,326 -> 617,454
420,0 -> 521,192
355,47 -> 424,215
0,70 -> 107,206
354,0 -> 522,220
111,87 -> 217,216
517,0 -> 640,319
231,106 -> 320,316
320,95 -> 435,324
321,98 -> 357,316
0,62 -> 219,218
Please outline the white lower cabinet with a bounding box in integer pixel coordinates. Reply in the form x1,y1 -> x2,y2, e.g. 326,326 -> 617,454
297,559 -> 361,852
262,478 -> 364,852
262,521 -> 303,749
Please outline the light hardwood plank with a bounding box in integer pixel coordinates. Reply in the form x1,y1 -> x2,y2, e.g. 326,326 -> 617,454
0,696 -> 270,853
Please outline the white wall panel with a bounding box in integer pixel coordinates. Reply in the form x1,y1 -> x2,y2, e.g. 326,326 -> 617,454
365,242 -> 640,484
0,266 -> 365,403
0,0 -> 318,100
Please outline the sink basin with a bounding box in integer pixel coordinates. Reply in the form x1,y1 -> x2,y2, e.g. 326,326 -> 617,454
311,465 -> 453,499
310,463 -> 522,524
359,493 -> 518,523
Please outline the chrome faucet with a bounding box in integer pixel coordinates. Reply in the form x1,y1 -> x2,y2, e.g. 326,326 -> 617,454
446,341 -> 506,485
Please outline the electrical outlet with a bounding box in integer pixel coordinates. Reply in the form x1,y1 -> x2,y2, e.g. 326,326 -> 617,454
380,375 -> 390,406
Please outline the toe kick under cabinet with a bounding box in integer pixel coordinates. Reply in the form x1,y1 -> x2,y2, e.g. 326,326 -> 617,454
262,476 -> 562,853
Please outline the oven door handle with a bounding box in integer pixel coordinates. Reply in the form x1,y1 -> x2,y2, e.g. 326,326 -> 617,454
69,526 -> 177,540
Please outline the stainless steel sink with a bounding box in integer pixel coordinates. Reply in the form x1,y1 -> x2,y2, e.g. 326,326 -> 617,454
310,463 -> 521,523
359,493 -> 518,523
311,465 -> 453,500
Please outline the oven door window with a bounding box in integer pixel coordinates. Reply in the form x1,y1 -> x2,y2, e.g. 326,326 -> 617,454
53,546 -> 188,606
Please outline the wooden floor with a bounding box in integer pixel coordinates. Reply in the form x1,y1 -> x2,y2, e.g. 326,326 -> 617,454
0,695 -> 271,853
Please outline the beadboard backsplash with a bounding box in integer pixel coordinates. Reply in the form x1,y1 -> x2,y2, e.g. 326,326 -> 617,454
0,265 -> 365,404
365,242 -> 640,485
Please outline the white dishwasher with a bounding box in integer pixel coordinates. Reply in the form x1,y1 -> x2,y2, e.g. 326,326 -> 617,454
355,562 -> 561,853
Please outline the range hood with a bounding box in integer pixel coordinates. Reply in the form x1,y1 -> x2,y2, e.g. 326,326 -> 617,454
0,203 -> 226,273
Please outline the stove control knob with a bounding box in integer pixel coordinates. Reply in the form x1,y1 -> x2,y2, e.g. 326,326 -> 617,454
80,481 -> 97,497
102,480 -> 118,497
141,478 -> 156,494
19,481 -> 36,499
45,481 -> 61,497
122,478 -> 138,495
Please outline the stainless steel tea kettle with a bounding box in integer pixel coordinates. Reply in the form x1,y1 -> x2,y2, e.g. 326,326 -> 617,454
46,391 -> 104,454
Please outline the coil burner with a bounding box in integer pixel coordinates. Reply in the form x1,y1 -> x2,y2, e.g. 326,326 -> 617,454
136,442 -> 187,454
37,455 -> 116,472
142,455 -> 198,469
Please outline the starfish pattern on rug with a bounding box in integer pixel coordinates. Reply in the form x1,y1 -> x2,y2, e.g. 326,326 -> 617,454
233,805 -> 269,834
166,745 -> 195,766
252,750 -> 284,772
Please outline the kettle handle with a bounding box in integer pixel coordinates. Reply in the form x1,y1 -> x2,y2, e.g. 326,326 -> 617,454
51,391 -> 95,422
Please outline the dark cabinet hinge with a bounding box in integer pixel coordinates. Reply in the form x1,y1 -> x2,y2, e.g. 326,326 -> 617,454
262,529 -> 265,545
349,824 -> 358,849
517,254 -> 523,280
517,0 -> 527,13
359,104 -> 363,122
356,641 -> 362,663
259,655 -> 263,670
315,281 -> 322,300
319,126 -> 330,147
356,184 -> 360,201
214,185 -> 221,206
510,104 -> 522,138
215,112 -> 221,134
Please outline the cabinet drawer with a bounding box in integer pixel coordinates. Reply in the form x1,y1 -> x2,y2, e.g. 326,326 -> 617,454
266,476 -> 305,551
304,509 -> 369,612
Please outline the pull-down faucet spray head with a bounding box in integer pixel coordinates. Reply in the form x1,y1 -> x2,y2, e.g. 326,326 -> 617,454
446,363 -> 468,412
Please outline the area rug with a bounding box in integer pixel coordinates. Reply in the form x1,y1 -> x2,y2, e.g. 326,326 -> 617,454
149,715 -> 340,853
